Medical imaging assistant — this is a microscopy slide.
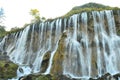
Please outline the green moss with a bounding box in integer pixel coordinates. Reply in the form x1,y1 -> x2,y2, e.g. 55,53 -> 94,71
0,61 -> 18,79
51,32 -> 67,75
40,51 -> 51,73
117,30 -> 120,36
22,74 -> 71,80
33,75 -> 50,80
0,23 -> 31,38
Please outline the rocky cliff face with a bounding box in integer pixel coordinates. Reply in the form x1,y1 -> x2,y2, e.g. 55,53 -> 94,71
0,10 -> 120,80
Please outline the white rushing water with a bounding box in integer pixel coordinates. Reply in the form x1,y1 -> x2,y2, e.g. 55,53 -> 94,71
0,10 -> 120,79
0,36 -> 7,53
63,10 -> 120,78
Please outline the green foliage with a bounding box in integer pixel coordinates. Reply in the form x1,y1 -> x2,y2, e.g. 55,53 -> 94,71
6,26 -> 27,35
4,23 -> 31,37
10,27 -> 20,31
0,23 -> 32,38
30,9 -> 39,16
0,26 -> 5,32
41,17 -> 46,22
63,2 -> 120,18
72,2 -> 111,10
30,9 -> 46,23
0,26 -> 6,38
45,2 -> 120,21
1,3 -> 120,38
30,9 -> 40,23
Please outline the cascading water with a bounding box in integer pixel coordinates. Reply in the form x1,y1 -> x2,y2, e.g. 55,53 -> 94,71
63,10 -> 120,79
63,12 -> 91,79
0,36 -> 7,53
0,10 -> 120,79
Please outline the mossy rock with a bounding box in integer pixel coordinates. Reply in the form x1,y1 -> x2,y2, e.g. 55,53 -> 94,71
0,60 -> 18,79
51,32 -> 67,75
21,74 -> 52,80
40,51 -> 51,73
21,74 -> 77,80
32,74 -> 52,80
117,30 -> 120,36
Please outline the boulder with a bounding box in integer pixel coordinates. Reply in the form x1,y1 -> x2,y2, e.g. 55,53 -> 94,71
113,73 -> 120,80
0,60 -> 18,79
40,51 -> 51,73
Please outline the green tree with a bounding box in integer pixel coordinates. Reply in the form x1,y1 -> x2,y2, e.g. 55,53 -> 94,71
30,9 -> 40,23
29,9 -> 46,23
10,27 -> 20,31
41,17 -> 46,22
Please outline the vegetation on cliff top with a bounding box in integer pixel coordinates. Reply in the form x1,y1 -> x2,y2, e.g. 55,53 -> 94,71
0,25 -> 27,38
0,2 -> 120,38
46,2 -> 120,21
0,8 -> 46,38
63,2 -> 120,18
72,2 -> 111,10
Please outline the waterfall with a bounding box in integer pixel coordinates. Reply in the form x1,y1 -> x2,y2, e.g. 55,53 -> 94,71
0,36 -> 7,53
63,10 -> 120,78
63,12 -> 91,78
8,26 -> 30,64
0,10 -> 120,79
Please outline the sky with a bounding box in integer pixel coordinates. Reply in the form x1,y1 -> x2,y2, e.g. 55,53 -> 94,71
0,0 -> 120,31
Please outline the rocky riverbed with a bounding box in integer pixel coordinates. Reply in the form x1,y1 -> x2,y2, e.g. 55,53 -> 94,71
19,73 -> 120,80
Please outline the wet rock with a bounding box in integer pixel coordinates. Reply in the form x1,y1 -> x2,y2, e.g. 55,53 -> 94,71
22,75 -> 32,80
40,51 -> 51,73
3,51 -> 7,55
51,32 -> 67,75
22,73 -> 80,80
0,55 -> 10,62
113,73 -> 120,79
54,74 -> 79,80
19,76 -> 24,80
99,73 -> 111,80
89,78 -> 96,80
19,67 -> 24,73
89,73 -> 120,80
